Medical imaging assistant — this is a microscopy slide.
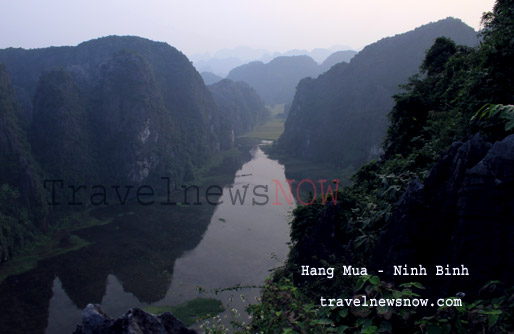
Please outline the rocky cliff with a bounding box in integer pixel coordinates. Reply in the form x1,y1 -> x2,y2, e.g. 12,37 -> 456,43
0,36 -> 270,263
73,304 -> 196,334
208,79 -> 269,147
0,36 -> 229,185
373,134 -> 514,298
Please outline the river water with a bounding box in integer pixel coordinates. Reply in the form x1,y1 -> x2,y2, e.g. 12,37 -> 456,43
0,142 -> 295,333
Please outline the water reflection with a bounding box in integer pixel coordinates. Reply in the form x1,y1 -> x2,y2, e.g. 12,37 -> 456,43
165,144 -> 295,304
0,143 -> 294,333
45,278 -> 81,334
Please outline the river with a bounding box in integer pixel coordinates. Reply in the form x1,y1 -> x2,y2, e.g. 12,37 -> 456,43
0,141 -> 295,333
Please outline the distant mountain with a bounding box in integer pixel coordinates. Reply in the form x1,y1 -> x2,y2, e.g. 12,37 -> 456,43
277,18 -> 479,168
276,46 -> 353,63
212,46 -> 270,61
227,55 -> 320,106
192,57 -> 245,77
208,79 -> 269,141
190,47 -> 268,76
319,50 -> 358,72
226,49 -> 357,106
190,45 -> 355,77
201,71 -> 223,85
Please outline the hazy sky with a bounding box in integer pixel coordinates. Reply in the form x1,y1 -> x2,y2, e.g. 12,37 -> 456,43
0,0 -> 496,57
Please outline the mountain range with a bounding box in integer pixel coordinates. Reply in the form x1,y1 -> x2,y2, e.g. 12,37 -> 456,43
190,45 -> 355,77
0,36 -> 268,263
226,50 -> 357,106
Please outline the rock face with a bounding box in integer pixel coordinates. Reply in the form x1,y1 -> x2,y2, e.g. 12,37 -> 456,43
0,36 -> 229,186
88,51 -> 175,184
373,134 -> 514,298
73,304 -> 197,334
0,36 -> 230,262
208,79 -> 269,148
0,36 -> 272,264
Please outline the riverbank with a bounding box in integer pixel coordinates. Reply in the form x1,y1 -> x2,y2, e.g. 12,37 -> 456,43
0,138 -> 259,285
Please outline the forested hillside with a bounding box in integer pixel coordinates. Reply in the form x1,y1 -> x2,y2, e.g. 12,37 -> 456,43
277,18 -> 478,170
208,79 -> 269,142
0,36 -> 268,264
0,65 -> 47,263
245,2 -> 514,333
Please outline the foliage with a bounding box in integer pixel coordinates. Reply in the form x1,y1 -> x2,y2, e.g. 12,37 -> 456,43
421,37 -> 457,76
143,297 -> 224,327
248,1 -> 514,333
246,276 -> 514,334
277,18 -> 478,169
208,78 -> 270,146
0,35 -> 272,268
415,281 -> 514,334
0,184 -> 38,261
471,103 -> 514,132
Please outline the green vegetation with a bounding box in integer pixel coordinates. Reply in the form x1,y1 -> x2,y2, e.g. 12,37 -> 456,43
144,297 -> 224,326
0,137 -> 254,285
238,2 -> 514,333
209,78 -> 270,147
277,17 -> 478,170
471,104 -> 514,132
0,64 -> 47,265
0,36 -> 269,273
0,231 -> 91,284
0,207 -> 111,284
245,117 -> 284,141
245,104 -> 286,141
244,276 -> 514,334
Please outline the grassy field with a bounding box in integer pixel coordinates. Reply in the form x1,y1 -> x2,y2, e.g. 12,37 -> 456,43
244,104 -> 286,141
143,297 -> 224,326
0,222 -> 94,284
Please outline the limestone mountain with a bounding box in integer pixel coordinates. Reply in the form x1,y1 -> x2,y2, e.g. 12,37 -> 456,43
0,36 -> 229,184
200,71 -> 223,85
318,50 -> 358,73
226,55 -> 321,106
208,79 -> 269,146
31,68 -> 93,185
0,36 -> 269,262
225,50 -> 358,106
253,4 -> 514,331
277,18 -> 479,169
